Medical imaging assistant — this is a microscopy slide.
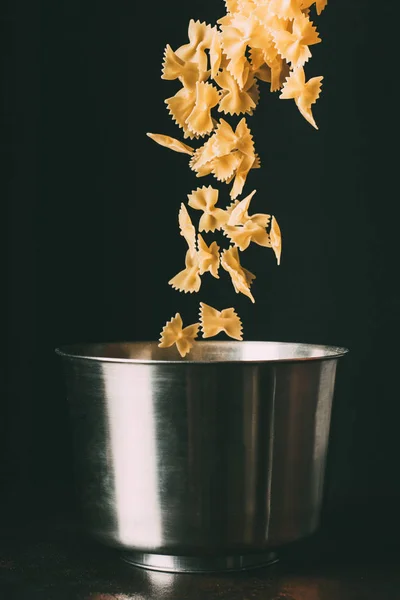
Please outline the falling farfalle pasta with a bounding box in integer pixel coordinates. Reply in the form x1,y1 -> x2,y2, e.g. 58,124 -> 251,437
159,313 -> 200,357
221,246 -> 256,303
187,186 -> 228,232
146,0 -> 328,356
200,302 -> 243,341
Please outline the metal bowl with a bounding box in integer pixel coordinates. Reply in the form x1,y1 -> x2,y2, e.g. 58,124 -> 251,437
56,340 -> 348,572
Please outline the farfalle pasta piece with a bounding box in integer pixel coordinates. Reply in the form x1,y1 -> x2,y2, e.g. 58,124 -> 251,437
197,234 -> 220,278
272,12 -> 321,69
223,220 -> 262,251
169,203 -> 201,293
162,45 -> 209,89
165,87 -> 198,139
178,203 -> 197,252
221,246 -> 256,302
219,8 -> 275,89
190,118 -> 238,170
223,189 -> 271,249
215,69 -> 257,115
267,54 -> 290,92
146,133 -> 194,156
187,186 -> 228,232
226,189 -> 268,226
185,81 -> 220,136
199,302 -> 243,340
270,215 -> 282,265
230,152 -> 256,199
268,0 -> 303,20
175,20 -> 215,73
210,29 -> 223,78
226,189 -> 256,225
225,199 -> 240,215
234,117 -> 256,157
221,39 -> 251,89
301,0 -> 328,15
249,47 -> 267,72
159,313 -> 200,357
249,34 -> 290,91
212,152 -> 243,183
190,118 -> 257,198
224,0 -> 240,13
279,66 -> 323,129
169,250 -> 201,293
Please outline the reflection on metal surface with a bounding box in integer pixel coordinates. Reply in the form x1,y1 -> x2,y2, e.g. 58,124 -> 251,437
56,341 -> 348,573
122,551 -> 279,573
58,340 -> 348,363
104,365 -> 162,548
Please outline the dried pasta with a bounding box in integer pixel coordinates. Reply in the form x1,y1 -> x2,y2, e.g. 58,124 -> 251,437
197,235 -> 220,278
159,313 -> 200,357
270,215 -> 282,265
146,133 -> 193,156
221,246 -> 256,303
187,186 -> 228,232
168,204 -> 201,293
279,66 -> 323,129
199,302 -> 243,341
150,0 -> 328,355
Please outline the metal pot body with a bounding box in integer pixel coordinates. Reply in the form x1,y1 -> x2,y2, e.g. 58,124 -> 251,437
57,341 -> 347,569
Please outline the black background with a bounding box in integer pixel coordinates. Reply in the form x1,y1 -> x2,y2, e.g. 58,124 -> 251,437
3,0 -> 400,533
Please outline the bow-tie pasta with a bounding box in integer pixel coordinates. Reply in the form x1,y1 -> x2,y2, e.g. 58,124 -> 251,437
148,0 -> 328,355
221,246 -> 256,303
270,215 -> 282,265
279,66 -> 323,129
169,204 -> 201,293
199,302 -> 243,341
197,234 -> 220,278
159,313 -> 200,357
187,186 -> 228,232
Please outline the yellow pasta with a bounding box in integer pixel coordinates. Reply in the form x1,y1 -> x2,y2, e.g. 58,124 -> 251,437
221,246 -> 256,303
178,203 -> 197,253
159,313 -> 200,357
199,302 -> 243,340
272,13 -> 320,69
268,0 -> 303,20
220,29 -> 251,89
197,234 -> 220,278
187,186 -> 228,232
223,189 -> 271,249
279,66 -> 323,129
185,82 -> 221,136
165,88 -> 198,139
190,118 -> 257,198
224,220 -> 269,250
175,20 -> 215,72
168,250 -> 201,294
270,215 -> 282,265
301,0 -> 328,16
146,133 -> 194,156
151,0 -> 328,355
227,189 -> 269,227
215,69 -> 257,115
162,44 -> 208,90
210,29 -> 223,78
169,203 -> 201,293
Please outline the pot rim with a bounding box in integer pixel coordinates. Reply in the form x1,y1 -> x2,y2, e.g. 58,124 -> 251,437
54,340 -> 349,365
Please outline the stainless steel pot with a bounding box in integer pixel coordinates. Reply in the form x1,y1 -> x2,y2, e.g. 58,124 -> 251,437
56,340 -> 348,573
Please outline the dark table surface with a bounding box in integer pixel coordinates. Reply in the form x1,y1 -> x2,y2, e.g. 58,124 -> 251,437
1,511 -> 400,600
